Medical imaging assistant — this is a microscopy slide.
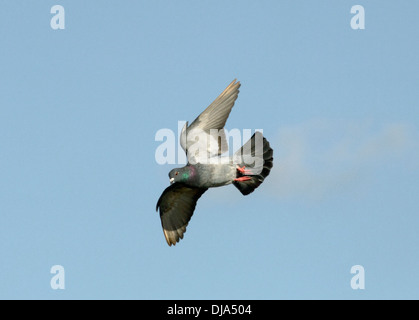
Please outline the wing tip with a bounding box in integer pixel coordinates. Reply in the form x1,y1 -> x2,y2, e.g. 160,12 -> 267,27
221,79 -> 240,96
163,226 -> 187,247
229,78 -> 241,90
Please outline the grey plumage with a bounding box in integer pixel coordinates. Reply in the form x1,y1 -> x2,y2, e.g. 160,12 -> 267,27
156,184 -> 207,246
180,79 -> 241,163
156,80 -> 274,246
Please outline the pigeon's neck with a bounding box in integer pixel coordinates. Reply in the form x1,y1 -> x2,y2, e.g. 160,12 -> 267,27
185,165 -> 197,179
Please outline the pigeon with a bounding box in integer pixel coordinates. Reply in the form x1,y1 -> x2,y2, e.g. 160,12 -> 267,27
156,80 -> 273,246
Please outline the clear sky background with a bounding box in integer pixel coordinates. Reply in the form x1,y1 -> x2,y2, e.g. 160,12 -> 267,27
0,1 -> 418,299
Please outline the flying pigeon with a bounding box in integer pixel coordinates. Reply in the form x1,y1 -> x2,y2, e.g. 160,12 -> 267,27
156,80 -> 273,246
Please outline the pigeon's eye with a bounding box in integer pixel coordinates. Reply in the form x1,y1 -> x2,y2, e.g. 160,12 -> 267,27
175,172 -> 179,176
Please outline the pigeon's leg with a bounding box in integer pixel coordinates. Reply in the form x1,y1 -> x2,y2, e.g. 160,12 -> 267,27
237,166 -> 253,175
234,176 -> 252,182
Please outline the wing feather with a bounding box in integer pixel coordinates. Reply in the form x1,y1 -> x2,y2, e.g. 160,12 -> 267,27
181,80 -> 241,162
156,183 -> 207,246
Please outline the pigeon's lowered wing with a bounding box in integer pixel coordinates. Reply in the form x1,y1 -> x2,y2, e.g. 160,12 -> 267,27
156,183 -> 208,246
180,79 -> 241,164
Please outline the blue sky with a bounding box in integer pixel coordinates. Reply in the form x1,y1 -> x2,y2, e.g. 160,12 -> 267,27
0,1 -> 418,299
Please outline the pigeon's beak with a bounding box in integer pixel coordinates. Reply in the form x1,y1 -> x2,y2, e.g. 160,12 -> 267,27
169,178 -> 175,185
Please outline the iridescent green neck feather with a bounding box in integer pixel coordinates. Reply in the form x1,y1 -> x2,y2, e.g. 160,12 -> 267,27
182,172 -> 189,181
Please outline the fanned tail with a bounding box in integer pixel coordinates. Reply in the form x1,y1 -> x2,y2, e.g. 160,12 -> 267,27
233,132 -> 273,195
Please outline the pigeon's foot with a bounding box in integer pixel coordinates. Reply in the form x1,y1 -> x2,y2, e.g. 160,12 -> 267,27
234,176 -> 252,182
237,166 -> 253,175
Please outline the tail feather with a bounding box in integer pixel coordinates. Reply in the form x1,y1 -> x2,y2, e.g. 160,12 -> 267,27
233,132 -> 273,195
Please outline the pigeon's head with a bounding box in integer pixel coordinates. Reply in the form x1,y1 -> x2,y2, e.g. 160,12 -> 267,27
169,167 -> 194,185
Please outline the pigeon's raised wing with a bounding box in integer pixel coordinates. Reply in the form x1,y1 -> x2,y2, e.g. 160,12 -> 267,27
156,183 -> 208,246
180,79 -> 241,164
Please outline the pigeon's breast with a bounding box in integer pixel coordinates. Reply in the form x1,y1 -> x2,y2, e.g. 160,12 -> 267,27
192,163 -> 236,188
